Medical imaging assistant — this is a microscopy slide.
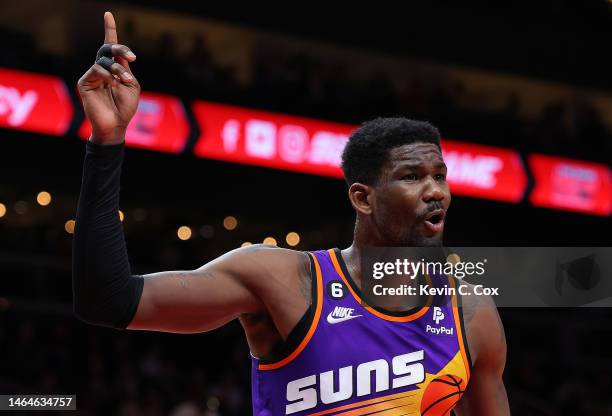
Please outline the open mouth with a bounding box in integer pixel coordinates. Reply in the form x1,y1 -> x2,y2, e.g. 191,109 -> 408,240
427,212 -> 444,224
423,209 -> 445,234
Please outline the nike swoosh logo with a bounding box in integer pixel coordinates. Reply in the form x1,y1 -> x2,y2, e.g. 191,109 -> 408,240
326,312 -> 362,324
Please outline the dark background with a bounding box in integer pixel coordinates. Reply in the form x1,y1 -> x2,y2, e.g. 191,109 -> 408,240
0,0 -> 611,415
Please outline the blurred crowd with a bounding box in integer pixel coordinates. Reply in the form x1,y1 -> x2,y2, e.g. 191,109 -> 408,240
0,312 -> 252,415
1,206 -> 611,415
1,309 -> 611,415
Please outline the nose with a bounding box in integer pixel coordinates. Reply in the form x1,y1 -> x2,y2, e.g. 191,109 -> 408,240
422,176 -> 445,203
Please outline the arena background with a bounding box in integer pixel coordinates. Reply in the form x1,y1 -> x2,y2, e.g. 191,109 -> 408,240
0,1 -> 611,415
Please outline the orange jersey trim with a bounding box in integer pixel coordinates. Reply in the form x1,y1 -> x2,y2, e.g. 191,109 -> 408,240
258,252 -> 324,370
328,249 -> 431,322
449,276 -> 471,381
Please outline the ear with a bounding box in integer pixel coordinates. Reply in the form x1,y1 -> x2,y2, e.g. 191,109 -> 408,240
348,182 -> 373,215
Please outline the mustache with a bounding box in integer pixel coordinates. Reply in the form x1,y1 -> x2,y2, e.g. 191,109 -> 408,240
416,201 -> 444,220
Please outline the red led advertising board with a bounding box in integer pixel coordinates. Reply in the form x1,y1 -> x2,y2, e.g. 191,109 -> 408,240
193,101 -> 529,202
192,101 -> 354,178
2,65 -> 606,215
0,68 -> 73,136
529,154 -> 611,216
441,140 -> 527,203
79,91 -> 189,153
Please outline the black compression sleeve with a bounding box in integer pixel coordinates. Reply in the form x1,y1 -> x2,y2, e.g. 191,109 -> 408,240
72,140 -> 144,329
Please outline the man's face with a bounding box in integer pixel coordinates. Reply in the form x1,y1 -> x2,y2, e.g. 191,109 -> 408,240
371,143 -> 451,246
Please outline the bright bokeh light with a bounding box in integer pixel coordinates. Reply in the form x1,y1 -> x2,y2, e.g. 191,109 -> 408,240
118,210 -> 125,222
286,232 -> 300,246
0,203 -> 6,218
241,241 -> 252,247
65,219 -> 76,234
37,191 -> 52,206
223,216 -> 238,230
177,226 -> 192,240
263,237 -> 277,246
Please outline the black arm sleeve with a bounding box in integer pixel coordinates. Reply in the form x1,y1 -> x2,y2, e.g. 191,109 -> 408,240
72,140 -> 144,329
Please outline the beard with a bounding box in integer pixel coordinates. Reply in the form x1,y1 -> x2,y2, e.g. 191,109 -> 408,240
377,214 -> 444,247
412,233 -> 444,247
398,224 -> 443,247
372,196 -> 446,247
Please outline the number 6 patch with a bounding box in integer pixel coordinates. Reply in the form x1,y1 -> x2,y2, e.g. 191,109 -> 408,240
326,280 -> 347,300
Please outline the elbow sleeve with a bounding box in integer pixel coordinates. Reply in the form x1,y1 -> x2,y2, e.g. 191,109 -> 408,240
72,141 -> 144,329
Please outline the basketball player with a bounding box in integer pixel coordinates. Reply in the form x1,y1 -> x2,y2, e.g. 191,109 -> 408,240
73,12 -> 510,415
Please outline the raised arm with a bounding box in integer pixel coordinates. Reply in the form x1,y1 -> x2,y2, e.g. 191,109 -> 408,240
73,144 -> 304,333
77,12 -> 139,145
72,12 -> 309,334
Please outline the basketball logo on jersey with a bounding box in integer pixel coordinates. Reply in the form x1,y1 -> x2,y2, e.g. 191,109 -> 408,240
420,374 -> 466,415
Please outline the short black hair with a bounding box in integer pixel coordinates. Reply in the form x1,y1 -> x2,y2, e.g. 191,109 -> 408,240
341,117 -> 441,185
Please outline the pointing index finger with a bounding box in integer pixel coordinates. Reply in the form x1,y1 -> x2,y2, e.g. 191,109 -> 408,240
104,11 -> 118,44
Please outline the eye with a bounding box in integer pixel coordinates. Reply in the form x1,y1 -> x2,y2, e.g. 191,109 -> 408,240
434,174 -> 447,182
402,173 -> 418,181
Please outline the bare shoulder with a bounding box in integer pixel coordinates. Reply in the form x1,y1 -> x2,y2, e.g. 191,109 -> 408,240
214,243 -> 309,266
203,244 -> 312,299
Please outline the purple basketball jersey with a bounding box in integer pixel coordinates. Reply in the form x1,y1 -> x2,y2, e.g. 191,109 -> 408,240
251,249 -> 471,415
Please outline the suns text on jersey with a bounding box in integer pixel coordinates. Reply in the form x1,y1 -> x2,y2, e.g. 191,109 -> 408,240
285,350 -> 425,414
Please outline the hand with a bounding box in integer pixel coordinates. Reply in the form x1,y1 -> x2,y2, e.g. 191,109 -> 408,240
77,12 -> 140,145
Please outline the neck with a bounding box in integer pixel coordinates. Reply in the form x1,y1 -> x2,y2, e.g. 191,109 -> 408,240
340,243 -> 362,288
340,220 -> 425,312
341,218 -> 382,289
